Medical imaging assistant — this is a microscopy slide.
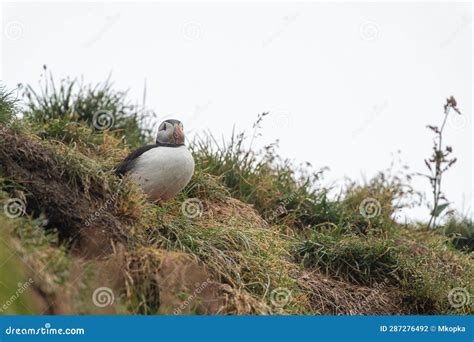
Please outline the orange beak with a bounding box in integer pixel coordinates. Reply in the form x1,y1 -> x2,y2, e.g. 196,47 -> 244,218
175,123 -> 184,145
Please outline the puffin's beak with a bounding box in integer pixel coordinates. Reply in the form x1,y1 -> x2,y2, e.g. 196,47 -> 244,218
175,123 -> 184,144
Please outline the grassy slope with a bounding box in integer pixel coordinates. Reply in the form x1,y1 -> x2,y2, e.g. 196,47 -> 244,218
0,86 -> 472,316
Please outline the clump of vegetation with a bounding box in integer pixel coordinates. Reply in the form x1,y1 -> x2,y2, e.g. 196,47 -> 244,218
191,116 -> 337,231
341,163 -> 419,235
20,66 -> 155,148
443,215 -> 474,252
294,226 -> 473,313
0,74 -> 472,316
0,87 -> 17,124
295,230 -> 401,286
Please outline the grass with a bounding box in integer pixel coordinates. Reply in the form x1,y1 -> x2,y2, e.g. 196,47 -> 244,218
0,86 -> 17,124
442,215 -> 474,252
20,66 -> 155,148
0,77 -> 472,315
0,217 -> 37,315
294,227 -> 473,313
191,124 -> 420,238
192,128 -> 344,230
295,231 -> 401,286
0,201 -> 73,314
155,196 -> 302,311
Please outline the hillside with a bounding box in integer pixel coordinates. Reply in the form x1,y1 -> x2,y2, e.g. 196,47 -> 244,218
0,81 -> 472,315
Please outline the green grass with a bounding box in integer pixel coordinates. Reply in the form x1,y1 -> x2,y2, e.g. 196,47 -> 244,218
0,218 -> 37,315
294,227 -> 473,313
0,86 -> 17,124
442,215 -> 474,252
192,127 -> 343,230
0,79 -> 472,315
156,198 -> 301,310
295,231 -> 401,286
21,67 -> 154,148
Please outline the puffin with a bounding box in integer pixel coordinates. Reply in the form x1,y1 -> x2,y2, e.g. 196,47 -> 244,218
115,119 -> 195,201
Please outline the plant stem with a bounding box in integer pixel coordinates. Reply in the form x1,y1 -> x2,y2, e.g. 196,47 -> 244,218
427,107 -> 450,229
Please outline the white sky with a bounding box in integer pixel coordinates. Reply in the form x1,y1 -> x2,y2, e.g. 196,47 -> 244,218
1,1 -> 472,221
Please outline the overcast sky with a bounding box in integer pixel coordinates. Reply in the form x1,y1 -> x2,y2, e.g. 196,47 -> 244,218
1,1 -> 472,221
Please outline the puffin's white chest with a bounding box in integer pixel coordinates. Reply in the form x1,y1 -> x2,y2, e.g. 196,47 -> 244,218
130,145 -> 195,200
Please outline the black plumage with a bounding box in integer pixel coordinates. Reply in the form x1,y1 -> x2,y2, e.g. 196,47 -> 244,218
115,144 -> 158,177
114,142 -> 185,177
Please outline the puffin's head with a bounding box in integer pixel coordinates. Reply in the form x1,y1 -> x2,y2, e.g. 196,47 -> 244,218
156,119 -> 185,146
